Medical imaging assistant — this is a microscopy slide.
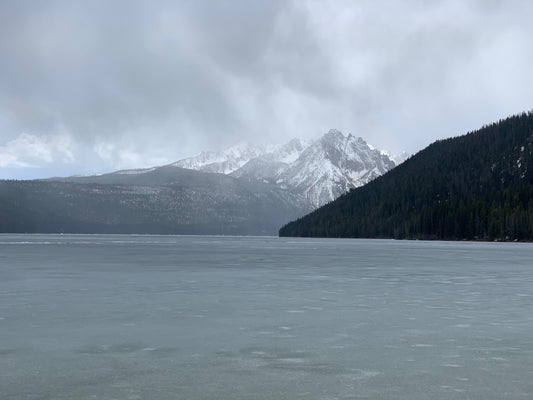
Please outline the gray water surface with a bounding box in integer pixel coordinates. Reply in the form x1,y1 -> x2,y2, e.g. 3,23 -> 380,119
1,235 -> 532,399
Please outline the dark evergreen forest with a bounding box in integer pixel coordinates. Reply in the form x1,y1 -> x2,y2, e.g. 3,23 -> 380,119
280,111 -> 533,241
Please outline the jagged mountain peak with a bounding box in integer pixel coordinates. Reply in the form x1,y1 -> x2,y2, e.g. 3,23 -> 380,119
275,130 -> 395,208
323,128 -> 345,140
172,142 -> 267,174
320,129 -> 369,150
173,129 -> 405,209
261,138 -> 309,164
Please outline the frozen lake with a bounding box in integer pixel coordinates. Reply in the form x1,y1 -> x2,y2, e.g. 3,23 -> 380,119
1,234 -> 532,399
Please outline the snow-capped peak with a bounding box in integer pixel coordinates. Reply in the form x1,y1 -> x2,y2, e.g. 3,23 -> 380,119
173,130 -> 407,208
273,130 -> 396,207
172,142 -> 267,174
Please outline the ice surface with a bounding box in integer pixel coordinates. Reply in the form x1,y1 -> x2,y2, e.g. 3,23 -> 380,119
1,235 -> 532,399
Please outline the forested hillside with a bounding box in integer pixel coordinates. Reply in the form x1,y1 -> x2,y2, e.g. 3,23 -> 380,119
280,111 -> 533,241
0,168 -> 309,235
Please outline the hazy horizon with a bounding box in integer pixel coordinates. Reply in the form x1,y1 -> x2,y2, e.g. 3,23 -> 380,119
3,128 -> 404,180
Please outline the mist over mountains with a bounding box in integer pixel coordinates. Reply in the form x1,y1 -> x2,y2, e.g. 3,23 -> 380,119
0,130 -> 401,235
175,130 -> 402,208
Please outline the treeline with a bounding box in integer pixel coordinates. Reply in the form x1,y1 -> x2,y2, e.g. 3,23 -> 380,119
280,111 -> 533,241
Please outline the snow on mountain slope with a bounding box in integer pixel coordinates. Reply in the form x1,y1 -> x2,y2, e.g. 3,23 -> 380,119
173,139 -> 310,176
172,143 -> 265,174
230,139 -> 309,182
174,130 -> 402,208
383,150 -> 410,166
276,130 -> 395,208
261,138 -> 310,164
116,167 -> 156,175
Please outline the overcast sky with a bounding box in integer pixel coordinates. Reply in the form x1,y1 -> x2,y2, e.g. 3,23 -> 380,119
1,0 -> 532,179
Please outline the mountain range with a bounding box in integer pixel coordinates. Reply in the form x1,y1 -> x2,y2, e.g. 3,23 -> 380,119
0,130 -> 402,235
175,129 -> 404,208
280,111 -> 533,241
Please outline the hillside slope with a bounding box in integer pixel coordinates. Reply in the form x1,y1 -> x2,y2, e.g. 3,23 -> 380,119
280,111 -> 533,241
0,167 -> 309,235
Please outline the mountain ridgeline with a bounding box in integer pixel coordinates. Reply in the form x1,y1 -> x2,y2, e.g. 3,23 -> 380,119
0,167 -> 308,235
280,111 -> 533,241
0,131 -> 398,235
175,130 -> 400,208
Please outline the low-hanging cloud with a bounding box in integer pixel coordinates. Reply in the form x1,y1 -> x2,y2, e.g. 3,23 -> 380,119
1,0 -> 532,178
0,132 -> 74,167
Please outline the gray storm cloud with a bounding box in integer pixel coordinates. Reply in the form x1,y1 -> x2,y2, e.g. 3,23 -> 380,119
1,0 -> 532,178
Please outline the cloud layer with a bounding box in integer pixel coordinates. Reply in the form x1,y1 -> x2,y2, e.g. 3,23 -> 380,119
1,0 -> 532,178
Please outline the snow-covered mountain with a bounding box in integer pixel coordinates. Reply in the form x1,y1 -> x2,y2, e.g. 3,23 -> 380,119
177,130 -> 404,208
274,130 -> 395,208
172,143 -> 265,174
172,139 -> 309,175
40,129 -> 405,235
383,150 -> 410,166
